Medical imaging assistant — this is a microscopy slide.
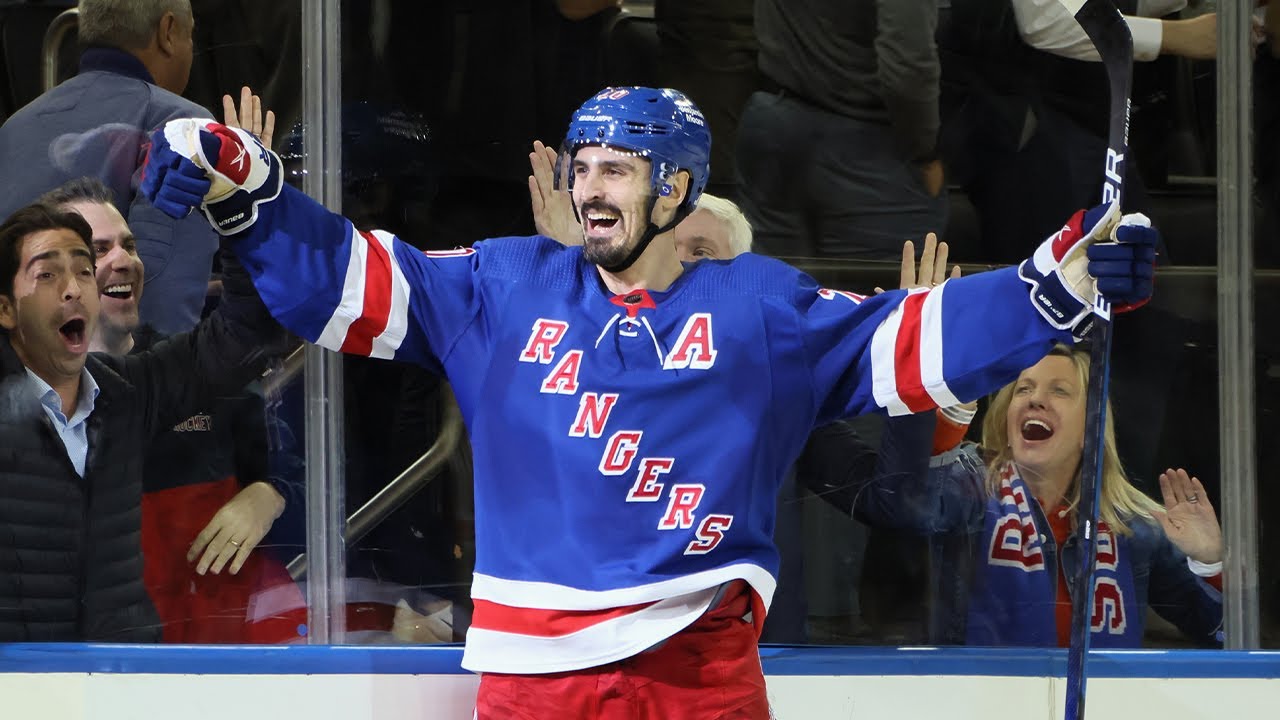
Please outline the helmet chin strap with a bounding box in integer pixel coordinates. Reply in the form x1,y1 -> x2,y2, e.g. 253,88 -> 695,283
598,196 -> 689,274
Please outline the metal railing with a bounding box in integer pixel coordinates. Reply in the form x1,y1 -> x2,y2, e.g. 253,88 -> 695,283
286,385 -> 465,581
40,7 -> 77,92
256,343 -> 467,582
257,338 -> 468,579
261,344 -> 306,399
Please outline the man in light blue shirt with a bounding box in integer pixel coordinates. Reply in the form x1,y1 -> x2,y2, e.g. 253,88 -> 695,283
0,194 -> 285,642
23,366 -> 99,477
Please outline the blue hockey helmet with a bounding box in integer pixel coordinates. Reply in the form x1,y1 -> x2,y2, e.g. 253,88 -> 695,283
559,87 -> 711,213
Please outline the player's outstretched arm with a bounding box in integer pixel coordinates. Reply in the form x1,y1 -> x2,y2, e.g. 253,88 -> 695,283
141,119 -> 483,372
801,201 -> 1157,422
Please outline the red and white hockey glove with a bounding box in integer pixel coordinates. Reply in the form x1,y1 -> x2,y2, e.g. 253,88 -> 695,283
142,119 -> 282,235
1019,202 -> 1158,341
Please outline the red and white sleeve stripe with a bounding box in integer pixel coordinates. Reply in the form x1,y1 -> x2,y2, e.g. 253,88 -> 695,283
315,228 -> 411,359
871,284 -> 962,416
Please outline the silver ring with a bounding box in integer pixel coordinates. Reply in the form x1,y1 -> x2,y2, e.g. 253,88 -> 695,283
228,539 -> 242,547
1187,494 -> 1199,504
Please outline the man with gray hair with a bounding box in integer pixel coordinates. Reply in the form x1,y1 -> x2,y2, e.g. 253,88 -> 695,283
0,0 -> 217,335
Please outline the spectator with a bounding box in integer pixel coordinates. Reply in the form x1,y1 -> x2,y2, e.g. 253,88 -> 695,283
938,1 -> 1253,264
671,193 -> 753,260
736,0 -> 946,260
873,344 -> 1224,647
935,1 -> 1261,502
0,0 -> 217,335
38,177 -> 303,643
655,0 -> 760,201
0,198 -> 285,642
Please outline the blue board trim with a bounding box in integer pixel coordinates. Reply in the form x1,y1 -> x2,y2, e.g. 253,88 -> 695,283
1,644 -> 1277,678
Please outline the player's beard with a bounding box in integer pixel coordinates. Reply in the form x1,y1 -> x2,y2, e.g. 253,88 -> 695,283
582,234 -> 637,269
580,199 -> 640,269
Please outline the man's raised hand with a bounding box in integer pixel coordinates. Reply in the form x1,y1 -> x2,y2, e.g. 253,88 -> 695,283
528,140 -> 582,246
875,232 -> 961,294
222,85 -> 276,150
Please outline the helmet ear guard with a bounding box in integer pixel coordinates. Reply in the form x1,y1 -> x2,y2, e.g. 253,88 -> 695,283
656,161 -> 677,198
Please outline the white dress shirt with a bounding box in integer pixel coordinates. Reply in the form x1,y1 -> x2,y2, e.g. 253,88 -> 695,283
1011,0 -> 1188,62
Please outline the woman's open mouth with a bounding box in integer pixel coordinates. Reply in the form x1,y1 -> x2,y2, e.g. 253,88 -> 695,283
1021,419 -> 1054,441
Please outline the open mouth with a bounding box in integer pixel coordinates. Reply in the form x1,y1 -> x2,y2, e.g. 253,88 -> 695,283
1021,419 -> 1054,441
59,318 -> 87,349
583,207 -> 621,236
102,282 -> 133,300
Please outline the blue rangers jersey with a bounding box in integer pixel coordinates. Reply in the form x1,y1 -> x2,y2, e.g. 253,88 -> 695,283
229,185 -> 1073,673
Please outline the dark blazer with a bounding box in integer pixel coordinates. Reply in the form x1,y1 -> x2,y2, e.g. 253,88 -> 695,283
0,248 -> 285,641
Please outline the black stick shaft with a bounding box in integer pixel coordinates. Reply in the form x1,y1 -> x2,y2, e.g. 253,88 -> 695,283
1062,3 -> 1132,720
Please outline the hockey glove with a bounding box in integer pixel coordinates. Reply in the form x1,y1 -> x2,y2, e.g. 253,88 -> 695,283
141,119 -> 282,235
1019,202 -> 1158,341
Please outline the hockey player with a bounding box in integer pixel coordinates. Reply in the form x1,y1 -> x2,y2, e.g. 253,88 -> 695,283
140,87 -> 1157,719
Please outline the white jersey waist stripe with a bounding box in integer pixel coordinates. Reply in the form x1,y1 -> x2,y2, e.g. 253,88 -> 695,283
470,562 -> 777,612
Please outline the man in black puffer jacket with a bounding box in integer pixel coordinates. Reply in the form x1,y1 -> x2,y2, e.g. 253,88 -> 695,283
0,199 -> 285,642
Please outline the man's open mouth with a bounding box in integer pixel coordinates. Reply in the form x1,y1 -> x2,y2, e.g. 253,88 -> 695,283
582,203 -> 622,237
102,283 -> 133,300
59,318 -> 86,347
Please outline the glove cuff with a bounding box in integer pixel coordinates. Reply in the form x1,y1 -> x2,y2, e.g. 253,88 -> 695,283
201,157 -> 283,236
1018,257 -> 1094,338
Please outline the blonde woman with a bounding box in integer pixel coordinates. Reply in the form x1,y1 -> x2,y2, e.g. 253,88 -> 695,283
883,344 -> 1224,647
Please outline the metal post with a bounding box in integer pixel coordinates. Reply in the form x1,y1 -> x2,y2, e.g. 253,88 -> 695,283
301,0 -> 346,645
1217,1 -> 1258,650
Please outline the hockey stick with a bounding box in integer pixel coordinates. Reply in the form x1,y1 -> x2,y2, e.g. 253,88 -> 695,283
1057,2 -> 1133,720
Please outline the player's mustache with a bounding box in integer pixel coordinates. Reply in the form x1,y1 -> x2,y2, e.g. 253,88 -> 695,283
579,200 -> 623,218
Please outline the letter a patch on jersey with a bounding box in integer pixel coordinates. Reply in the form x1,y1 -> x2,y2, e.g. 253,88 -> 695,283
663,313 -> 717,370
